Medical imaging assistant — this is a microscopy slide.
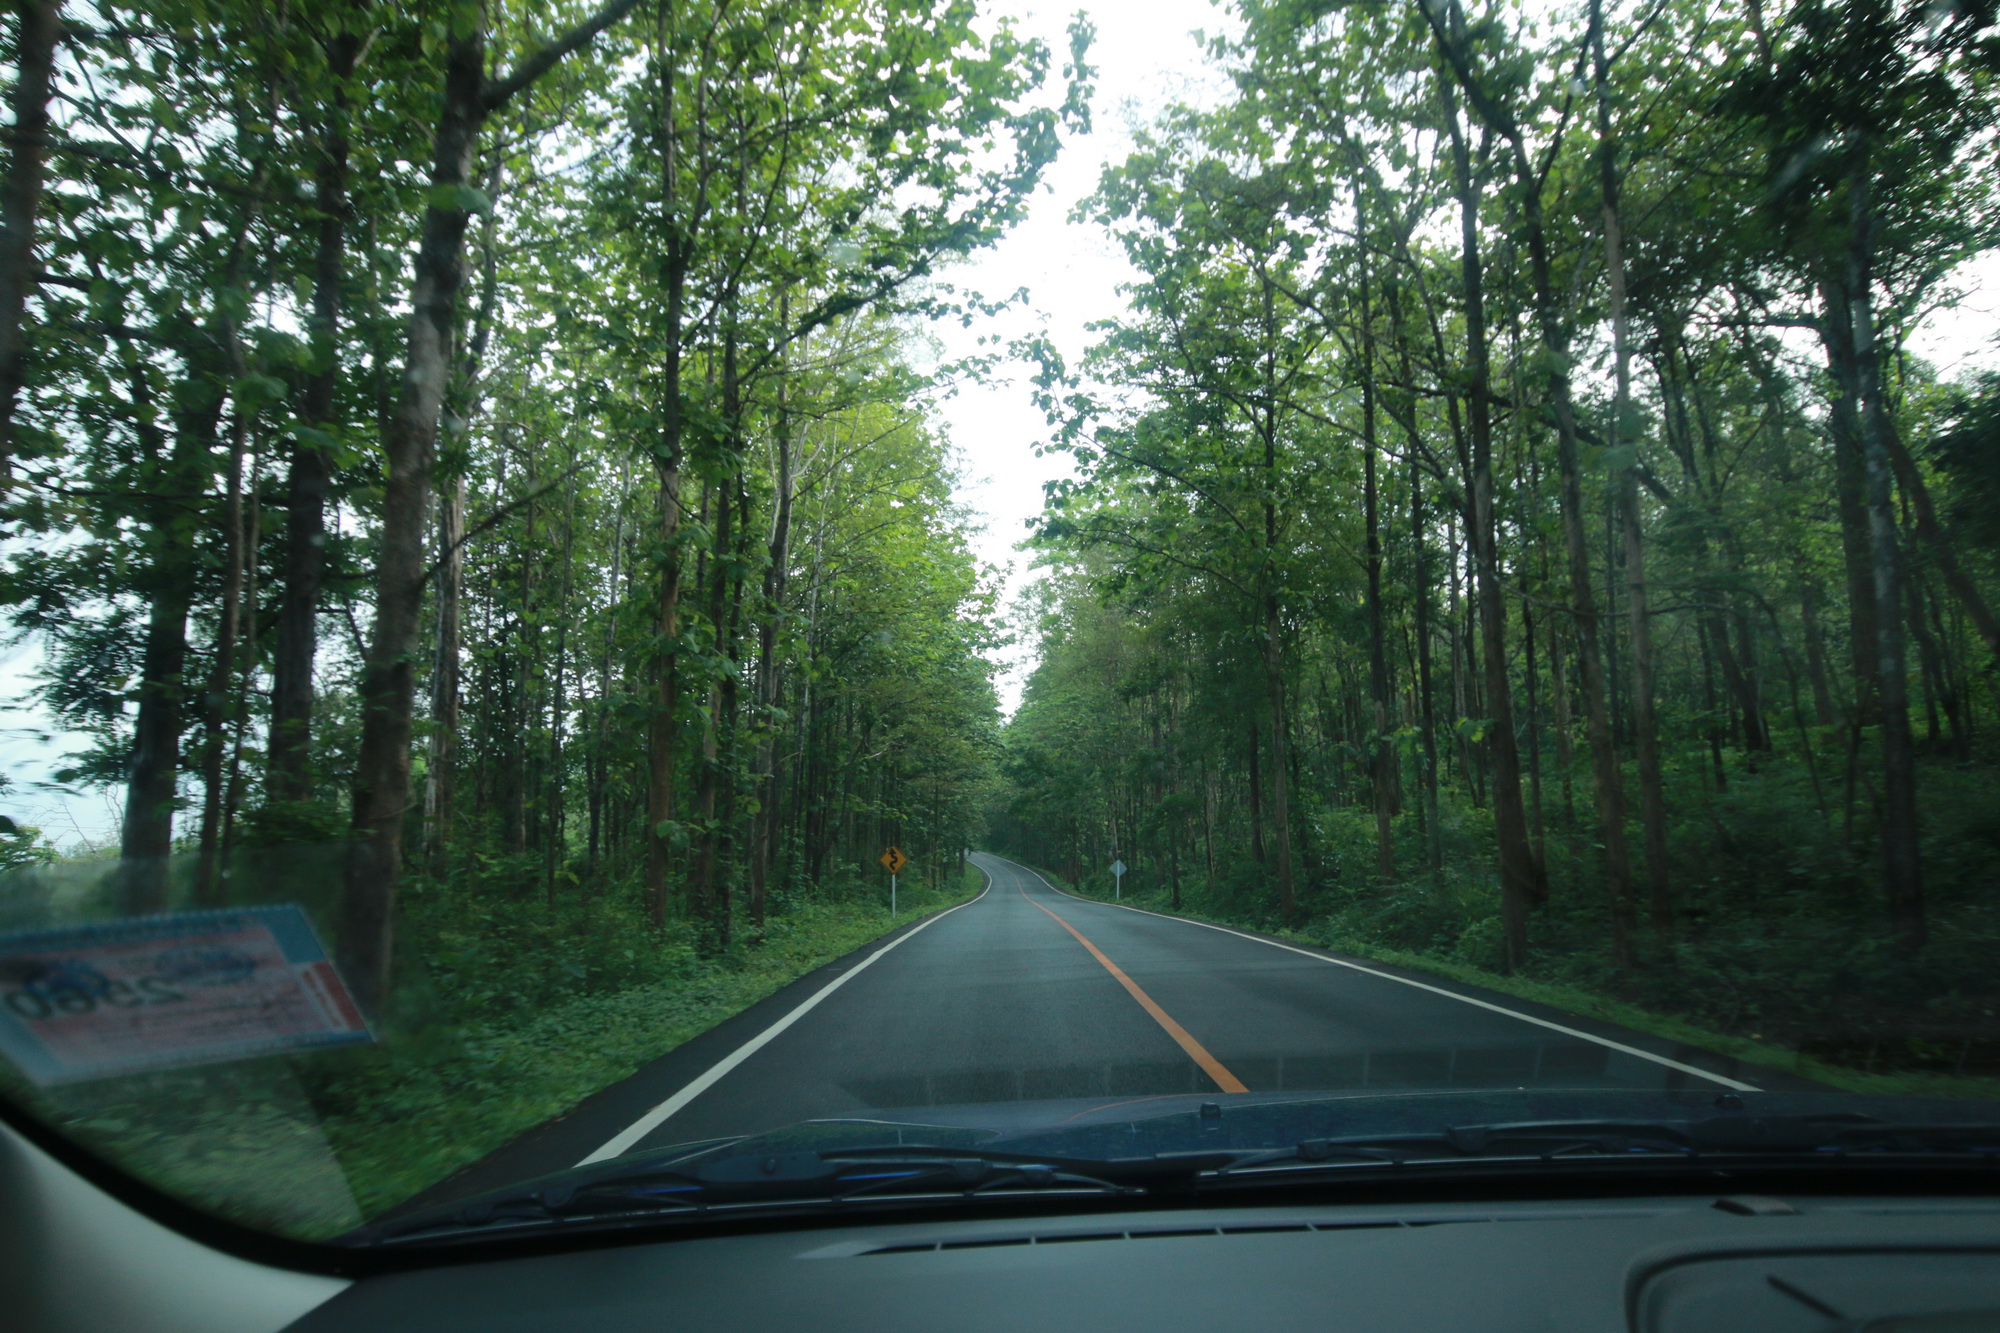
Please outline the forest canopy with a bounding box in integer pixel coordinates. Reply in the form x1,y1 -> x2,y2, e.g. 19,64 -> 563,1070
3,0 -> 1999,1115
0,0 -> 1092,1013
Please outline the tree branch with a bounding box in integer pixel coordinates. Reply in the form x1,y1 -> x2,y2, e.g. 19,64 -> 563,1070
419,463 -> 582,588
482,0 -> 647,113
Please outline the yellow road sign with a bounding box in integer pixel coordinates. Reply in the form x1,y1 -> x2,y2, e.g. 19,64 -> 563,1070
879,846 -> 908,875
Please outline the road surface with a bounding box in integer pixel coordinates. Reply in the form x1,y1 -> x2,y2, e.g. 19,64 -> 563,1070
410,853 -> 1802,1206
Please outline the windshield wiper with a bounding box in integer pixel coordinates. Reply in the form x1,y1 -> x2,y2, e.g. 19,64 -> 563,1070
1206,1116 -> 2000,1180
361,1145 -> 1231,1246
357,1117 -> 2000,1245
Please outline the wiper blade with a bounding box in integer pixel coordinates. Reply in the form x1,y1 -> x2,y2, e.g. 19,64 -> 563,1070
817,1144 -> 1235,1185
1208,1117 -> 2000,1180
359,1117 -> 2000,1244
361,1145 -> 1223,1246
1215,1121 -> 1698,1174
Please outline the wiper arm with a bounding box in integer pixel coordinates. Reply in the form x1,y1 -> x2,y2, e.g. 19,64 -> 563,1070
362,1145 -> 1223,1246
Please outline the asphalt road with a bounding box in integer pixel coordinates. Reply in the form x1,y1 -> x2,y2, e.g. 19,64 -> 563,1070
409,853 -> 1806,1208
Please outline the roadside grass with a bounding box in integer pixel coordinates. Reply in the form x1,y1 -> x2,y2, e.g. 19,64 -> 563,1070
1024,859 -> 2000,1104
0,863 -> 987,1238
320,865 -> 985,1218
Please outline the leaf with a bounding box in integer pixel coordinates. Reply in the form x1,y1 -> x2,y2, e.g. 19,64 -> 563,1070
232,373 -> 289,414
427,183 -> 493,217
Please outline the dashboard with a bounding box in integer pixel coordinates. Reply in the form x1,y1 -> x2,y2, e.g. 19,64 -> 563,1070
8,1119 -> 1999,1333
296,1195 -> 2000,1333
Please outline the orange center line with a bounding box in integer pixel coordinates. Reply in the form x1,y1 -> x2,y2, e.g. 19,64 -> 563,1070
1019,885 -> 1249,1096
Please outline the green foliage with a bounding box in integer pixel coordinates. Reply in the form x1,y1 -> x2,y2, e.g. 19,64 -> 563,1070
993,0 -> 2000,1092
0,812 -> 56,872
0,863 -> 984,1236
0,0 -> 1064,1236
1935,373 -> 2000,554
305,868 -> 985,1220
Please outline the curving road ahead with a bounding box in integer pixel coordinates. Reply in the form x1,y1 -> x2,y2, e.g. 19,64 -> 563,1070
409,853 -> 1805,1207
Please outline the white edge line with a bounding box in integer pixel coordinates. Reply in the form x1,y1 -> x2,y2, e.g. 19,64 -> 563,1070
577,869 -> 995,1166
995,856 -> 1759,1094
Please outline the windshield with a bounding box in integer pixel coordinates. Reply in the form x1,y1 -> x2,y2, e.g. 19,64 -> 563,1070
1,0 -> 1997,1248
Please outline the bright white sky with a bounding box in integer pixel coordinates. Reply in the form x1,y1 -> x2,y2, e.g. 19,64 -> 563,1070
5,0 -> 1997,850
932,0 -> 1235,715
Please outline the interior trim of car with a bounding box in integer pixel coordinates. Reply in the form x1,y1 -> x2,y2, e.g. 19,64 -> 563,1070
0,1122 -> 348,1333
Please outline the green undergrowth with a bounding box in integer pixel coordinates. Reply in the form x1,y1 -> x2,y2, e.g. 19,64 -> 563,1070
1027,859 -> 2000,1104
317,863 -> 986,1220
1,862 -> 985,1238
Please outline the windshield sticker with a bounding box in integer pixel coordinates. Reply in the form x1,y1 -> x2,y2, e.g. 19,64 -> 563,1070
0,905 -> 372,1086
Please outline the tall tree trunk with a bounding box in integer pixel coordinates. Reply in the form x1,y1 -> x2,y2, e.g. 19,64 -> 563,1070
1593,0 -> 1670,933
1261,593 -> 1297,921
646,456 -> 685,929
424,473 -> 464,868
221,448 -> 264,873
1356,181 -> 1395,882
1658,338 -> 1771,755
588,468 -> 628,871
544,475 -> 576,909
1878,398 -> 2000,661
423,158 -> 505,869
1520,579 -> 1547,892
1438,71 -> 1538,969
688,255 -> 748,952
1424,0 -> 1629,965
1411,453 -> 1443,874
502,469 -> 535,856
1257,271 -> 1298,923
748,314 -> 795,929
109,346 -> 164,909
1546,553 -> 1577,832
0,0 -> 62,479
690,471 -> 739,949
268,25 -> 358,804
711,481 -> 748,943
195,413 -> 250,905
1846,157 -> 1924,946
1512,168 -> 1633,962
118,347 -> 223,913
121,584 -> 192,914
1799,573 -> 1838,725
339,30 -> 487,1014
1818,277 -> 1883,724
1386,280 -> 1443,872
336,0 -> 641,1012
1246,721 -> 1266,865
644,20 -> 690,933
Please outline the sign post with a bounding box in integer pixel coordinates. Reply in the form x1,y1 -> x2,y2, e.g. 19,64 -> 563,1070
879,846 -> 908,914
1110,858 -> 1127,901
